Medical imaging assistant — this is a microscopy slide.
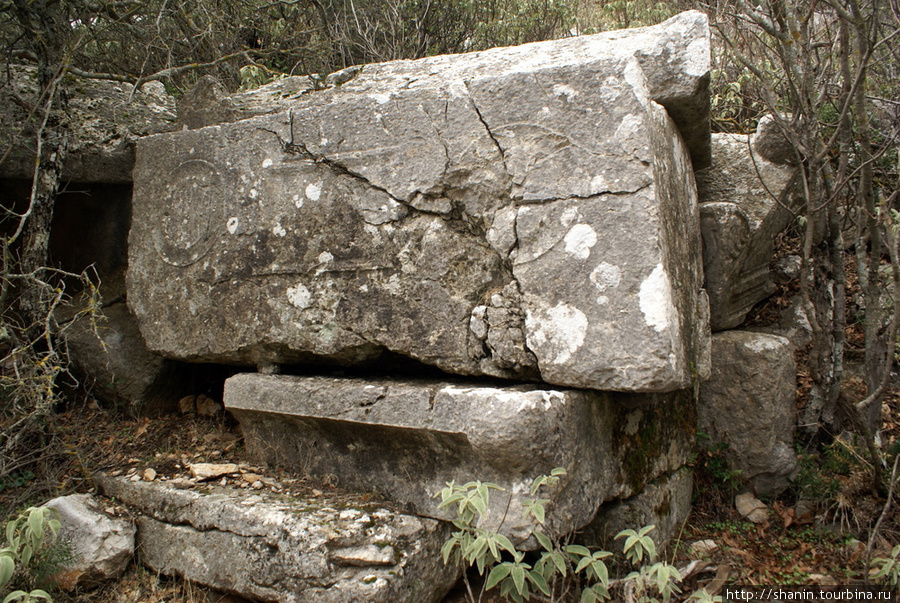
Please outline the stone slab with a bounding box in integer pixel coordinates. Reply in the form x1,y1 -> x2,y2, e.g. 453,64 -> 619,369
96,475 -> 457,603
224,373 -> 695,547
127,12 -> 711,393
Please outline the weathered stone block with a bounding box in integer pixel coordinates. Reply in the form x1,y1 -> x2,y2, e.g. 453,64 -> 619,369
225,374 -> 695,547
697,130 -> 802,331
699,331 -> 798,496
96,476 -> 457,603
128,12 -> 711,393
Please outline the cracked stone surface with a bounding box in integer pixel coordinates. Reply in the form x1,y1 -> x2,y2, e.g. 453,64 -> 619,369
96,475 -> 458,603
128,11 -> 711,392
225,373 -> 695,547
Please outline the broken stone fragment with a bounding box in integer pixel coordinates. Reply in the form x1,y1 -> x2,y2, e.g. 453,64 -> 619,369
735,492 -> 769,524
697,128 -> 802,331
699,331 -> 798,497
127,11 -> 711,393
189,462 -> 239,481
44,494 -> 135,590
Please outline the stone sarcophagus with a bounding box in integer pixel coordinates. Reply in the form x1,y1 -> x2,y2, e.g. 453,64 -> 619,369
127,11 -> 711,394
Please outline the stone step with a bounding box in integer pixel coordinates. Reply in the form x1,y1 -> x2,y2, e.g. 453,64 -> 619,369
224,373 -> 695,547
96,475 -> 457,603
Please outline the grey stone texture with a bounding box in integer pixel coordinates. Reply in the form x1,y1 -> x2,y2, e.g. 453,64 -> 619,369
96,475 -> 457,603
578,468 -> 693,552
62,299 -> 187,414
697,129 -> 802,331
127,11 -> 711,393
0,65 -> 176,182
44,494 -> 135,589
224,373 -> 695,547
699,331 -> 798,497
177,75 -> 238,130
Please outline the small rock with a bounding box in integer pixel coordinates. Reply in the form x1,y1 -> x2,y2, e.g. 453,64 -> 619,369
178,395 -> 197,414
129,474 -> 141,482
190,463 -> 239,481
196,394 -> 223,417
172,478 -> 194,489
251,481 -> 263,490
142,468 -> 157,482
242,473 -> 264,483
735,492 -> 769,524
690,539 -> 718,555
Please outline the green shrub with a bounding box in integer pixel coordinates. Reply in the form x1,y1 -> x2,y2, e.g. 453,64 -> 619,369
435,469 -> 720,602
1,506 -> 71,603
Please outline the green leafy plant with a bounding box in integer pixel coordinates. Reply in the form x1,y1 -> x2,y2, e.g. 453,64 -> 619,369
435,469 -> 716,602
871,545 -> 900,587
1,506 -> 68,603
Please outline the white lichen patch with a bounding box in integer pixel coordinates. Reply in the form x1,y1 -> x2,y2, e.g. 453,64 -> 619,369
624,409 -> 643,436
590,262 -> 622,291
261,158 -> 273,168
306,182 -> 323,202
293,194 -> 303,209
525,302 -> 588,365
559,207 -> 579,227
226,217 -> 239,234
552,83 -> 578,100
317,251 -> 334,264
615,114 -> 644,140
287,284 -> 312,310
639,263 -> 674,332
563,224 -> 597,260
273,223 -> 286,237
744,335 -> 788,354
369,92 -> 392,105
590,174 -> 609,193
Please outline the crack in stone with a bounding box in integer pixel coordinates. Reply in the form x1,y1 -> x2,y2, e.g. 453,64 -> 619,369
258,110 -> 409,205
463,81 -> 512,182
515,181 -> 654,205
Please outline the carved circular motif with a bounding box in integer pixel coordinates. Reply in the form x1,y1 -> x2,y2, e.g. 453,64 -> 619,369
153,159 -> 223,266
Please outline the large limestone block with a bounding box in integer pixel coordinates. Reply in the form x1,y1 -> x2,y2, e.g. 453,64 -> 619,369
96,476 -> 457,603
697,129 -> 802,331
128,12 -> 711,393
699,331 -> 798,496
225,374 -> 695,547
